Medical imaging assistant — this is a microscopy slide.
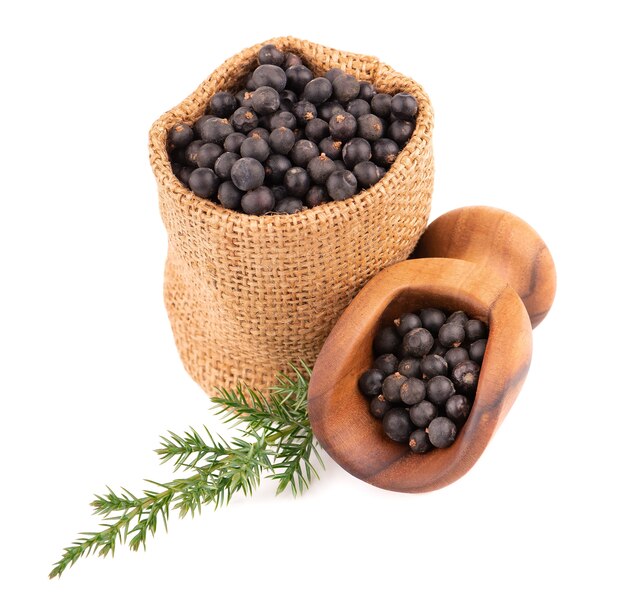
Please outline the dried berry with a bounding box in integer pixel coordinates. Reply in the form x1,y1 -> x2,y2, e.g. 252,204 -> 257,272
284,166 -> 310,197
353,161 -> 383,188
371,138 -> 399,167
444,347 -> 470,370
324,68 -> 344,83
318,137 -> 343,160
333,73 -> 360,103
409,430 -> 432,453
170,148 -> 187,166
269,127 -> 296,155
292,100 -> 318,125
381,372 -> 407,403
247,127 -> 268,141
388,120 -> 415,146
394,313 -> 422,337
329,112 -> 357,141
290,139 -> 320,167
168,123 -> 194,149
184,140 -> 204,167
382,408 -> 413,443
282,52 -> 301,68
252,64 -> 287,91
409,400 -> 437,428
326,170 -> 358,200
430,341 -> 447,357
400,377 -> 426,405
257,114 -> 272,130
426,375 -> 455,405
402,328 -> 434,357
269,111 -> 297,131
451,361 -> 481,395
358,368 -> 385,396
374,327 -> 402,357
445,395 -> 470,425
359,81 -> 375,101
193,115 -> 217,138
235,89 -> 254,107
305,118 -> 330,142
275,197 -> 304,214
214,152 -> 240,179
390,93 -> 418,120
420,354 -> 448,380
370,93 -> 392,118
251,86 -> 281,115
370,395 -> 391,419
217,181 -> 242,210
240,135 -> 270,162
258,44 -> 284,66
419,308 -> 446,335
447,311 -> 469,325
188,168 -> 218,199
357,114 -> 385,141
465,319 -> 489,343
210,91 -> 238,118
223,132 -> 246,154
196,143 -> 223,169
279,89 -> 298,111
241,186 -> 275,215
231,107 -> 259,133
304,185 -> 329,207
264,154 -> 292,184
346,98 -> 371,118
175,165 -> 192,186
302,77 -> 333,104
397,357 -> 421,378
231,157 -> 265,191
342,138 -> 371,169
469,339 -> 487,364
438,322 -> 466,348
271,185 -> 288,202
198,117 -> 234,144
427,417 -> 457,448
318,101 -> 345,122
286,65 -> 314,93
374,353 -> 399,376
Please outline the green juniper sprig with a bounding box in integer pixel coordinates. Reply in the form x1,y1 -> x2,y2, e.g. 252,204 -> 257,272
49,363 -> 322,579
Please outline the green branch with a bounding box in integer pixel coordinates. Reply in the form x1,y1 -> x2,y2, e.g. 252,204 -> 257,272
49,363 -> 322,579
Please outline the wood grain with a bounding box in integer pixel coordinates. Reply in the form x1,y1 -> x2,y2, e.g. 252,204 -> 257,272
411,206 -> 556,327
307,258 -> 533,493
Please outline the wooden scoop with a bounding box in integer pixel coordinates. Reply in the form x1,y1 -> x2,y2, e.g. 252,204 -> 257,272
307,206 -> 556,493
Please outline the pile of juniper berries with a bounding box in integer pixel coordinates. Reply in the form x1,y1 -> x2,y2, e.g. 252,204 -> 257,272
167,44 -> 418,215
358,309 -> 489,452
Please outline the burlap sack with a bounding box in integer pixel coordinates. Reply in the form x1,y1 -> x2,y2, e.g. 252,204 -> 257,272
149,37 -> 434,394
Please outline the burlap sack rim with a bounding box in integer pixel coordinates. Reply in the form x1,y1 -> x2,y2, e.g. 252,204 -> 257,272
149,36 -> 434,229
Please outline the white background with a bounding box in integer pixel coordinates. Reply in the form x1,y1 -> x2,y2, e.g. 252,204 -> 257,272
1,1 -> 624,613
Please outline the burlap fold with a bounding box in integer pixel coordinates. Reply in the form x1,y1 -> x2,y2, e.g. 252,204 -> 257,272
149,37 -> 434,393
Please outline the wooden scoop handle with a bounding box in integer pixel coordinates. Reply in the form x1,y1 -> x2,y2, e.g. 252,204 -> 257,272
411,206 -> 556,327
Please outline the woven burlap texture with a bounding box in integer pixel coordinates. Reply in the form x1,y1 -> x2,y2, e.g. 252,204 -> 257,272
149,36 -> 434,394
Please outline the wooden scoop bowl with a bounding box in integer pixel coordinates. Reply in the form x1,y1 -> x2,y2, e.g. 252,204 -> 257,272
308,206 -> 556,493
